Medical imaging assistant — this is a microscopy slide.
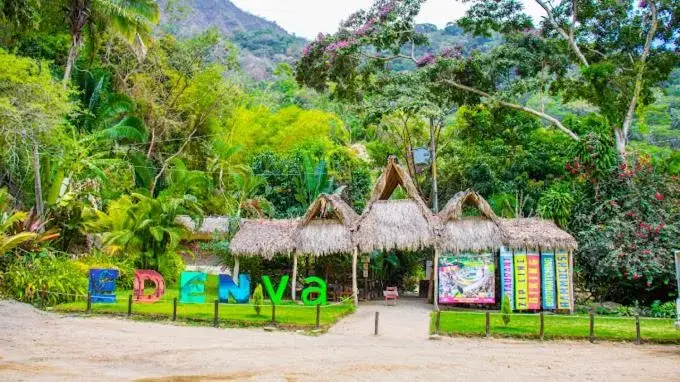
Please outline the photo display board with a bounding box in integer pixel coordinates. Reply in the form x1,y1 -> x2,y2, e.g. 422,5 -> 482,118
438,253 -> 495,304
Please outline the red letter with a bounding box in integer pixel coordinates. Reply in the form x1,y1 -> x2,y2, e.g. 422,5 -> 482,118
133,270 -> 166,303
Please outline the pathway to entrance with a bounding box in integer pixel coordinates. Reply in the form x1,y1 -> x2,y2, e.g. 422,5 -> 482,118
329,296 -> 432,339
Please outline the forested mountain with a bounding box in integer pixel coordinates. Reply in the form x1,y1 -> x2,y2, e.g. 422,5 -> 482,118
158,0 -> 306,79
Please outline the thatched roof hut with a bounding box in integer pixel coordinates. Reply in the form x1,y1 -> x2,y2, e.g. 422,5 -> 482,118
175,216 -> 231,241
355,156 -> 436,252
499,218 -> 578,250
228,219 -> 298,259
438,190 -> 503,253
296,194 -> 359,256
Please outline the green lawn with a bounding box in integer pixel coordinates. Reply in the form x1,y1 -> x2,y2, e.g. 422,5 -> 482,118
53,278 -> 354,330
431,311 -> 680,344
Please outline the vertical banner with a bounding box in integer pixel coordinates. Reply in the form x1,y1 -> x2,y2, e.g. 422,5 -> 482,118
438,253 -> 495,304
540,251 -> 557,310
555,249 -> 571,310
513,250 -> 528,310
527,249 -> 541,310
499,247 -> 514,310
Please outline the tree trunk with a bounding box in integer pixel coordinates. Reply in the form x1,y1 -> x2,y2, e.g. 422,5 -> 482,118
614,127 -> 627,160
63,41 -> 79,86
63,0 -> 89,86
429,120 -> 439,213
32,141 -> 44,223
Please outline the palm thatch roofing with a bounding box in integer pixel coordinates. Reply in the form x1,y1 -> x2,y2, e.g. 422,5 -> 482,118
228,219 -> 298,259
175,216 -> 230,240
438,190 -> 503,252
499,218 -> 578,251
295,194 -> 359,256
355,156 -> 436,252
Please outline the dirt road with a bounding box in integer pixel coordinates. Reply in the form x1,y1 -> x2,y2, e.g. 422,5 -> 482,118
0,299 -> 679,381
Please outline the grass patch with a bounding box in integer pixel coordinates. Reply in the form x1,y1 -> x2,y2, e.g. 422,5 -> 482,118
430,311 -> 680,344
53,278 -> 354,331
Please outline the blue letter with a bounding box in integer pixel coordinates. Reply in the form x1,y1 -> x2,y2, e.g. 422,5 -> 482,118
218,274 -> 251,303
179,272 -> 206,304
89,269 -> 119,303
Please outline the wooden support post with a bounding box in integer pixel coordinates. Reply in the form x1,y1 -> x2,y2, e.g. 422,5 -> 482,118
172,298 -> 177,321
433,248 -> 440,311
485,312 -> 490,337
127,294 -> 132,317
316,304 -> 321,329
374,311 -> 379,336
589,312 -> 595,343
233,257 -> 240,285
635,315 -> 641,345
352,248 -> 359,307
435,310 -> 441,335
292,253 -> 298,301
86,293 -> 92,314
539,311 -> 545,341
271,303 -> 276,324
214,299 -> 219,328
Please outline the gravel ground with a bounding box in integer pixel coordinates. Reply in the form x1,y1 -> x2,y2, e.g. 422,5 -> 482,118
0,299 -> 679,381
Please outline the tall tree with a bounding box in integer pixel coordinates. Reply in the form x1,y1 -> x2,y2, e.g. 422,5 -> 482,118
296,0 -> 680,160
63,0 -> 160,85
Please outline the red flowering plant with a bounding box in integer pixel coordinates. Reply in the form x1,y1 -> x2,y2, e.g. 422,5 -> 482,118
570,154 -> 680,304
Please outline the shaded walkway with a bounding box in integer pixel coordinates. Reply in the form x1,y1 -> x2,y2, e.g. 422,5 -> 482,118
329,296 -> 432,339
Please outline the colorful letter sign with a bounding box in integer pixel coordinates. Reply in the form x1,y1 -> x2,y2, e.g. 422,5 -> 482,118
262,275 -> 289,305
301,276 -> 327,306
527,249 -> 541,310
89,269 -> 119,303
218,274 -> 250,303
499,248 -> 514,310
438,253 -> 495,304
133,270 -> 166,303
555,249 -> 571,310
514,250 -> 528,310
541,251 -> 557,310
180,272 -> 206,304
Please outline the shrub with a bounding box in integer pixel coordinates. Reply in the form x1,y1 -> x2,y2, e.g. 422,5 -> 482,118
1,255 -> 88,306
649,300 -> 676,318
501,294 -> 512,326
253,283 -> 263,316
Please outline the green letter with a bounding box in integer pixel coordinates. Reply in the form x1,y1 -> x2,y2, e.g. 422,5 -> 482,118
301,276 -> 327,306
261,275 -> 289,305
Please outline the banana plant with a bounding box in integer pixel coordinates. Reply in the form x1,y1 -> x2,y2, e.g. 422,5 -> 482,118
294,154 -> 338,207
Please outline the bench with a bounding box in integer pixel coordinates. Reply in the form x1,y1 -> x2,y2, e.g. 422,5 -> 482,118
383,286 -> 398,305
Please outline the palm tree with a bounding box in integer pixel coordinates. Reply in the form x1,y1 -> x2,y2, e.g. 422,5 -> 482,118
63,0 -> 160,85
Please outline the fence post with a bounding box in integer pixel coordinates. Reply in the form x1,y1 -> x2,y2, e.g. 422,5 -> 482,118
271,303 -> 276,324
315,304 -> 321,329
86,293 -> 92,314
172,297 -> 177,321
374,311 -> 379,335
589,311 -> 595,343
635,315 -> 641,345
127,294 -> 132,317
213,299 -> 219,328
485,312 -> 490,338
435,310 -> 441,335
539,311 -> 545,341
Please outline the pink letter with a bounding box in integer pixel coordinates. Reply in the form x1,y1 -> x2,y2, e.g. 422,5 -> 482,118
133,270 -> 166,303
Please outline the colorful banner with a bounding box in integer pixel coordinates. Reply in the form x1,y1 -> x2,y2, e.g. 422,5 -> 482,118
438,253 -> 495,304
514,250 -> 528,310
527,249 -> 541,310
541,252 -> 557,310
500,247 -> 514,310
556,249 -> 571,310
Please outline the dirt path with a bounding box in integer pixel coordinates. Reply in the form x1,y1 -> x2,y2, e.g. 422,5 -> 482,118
330,297 -> 431,339
1,300 -> 679,381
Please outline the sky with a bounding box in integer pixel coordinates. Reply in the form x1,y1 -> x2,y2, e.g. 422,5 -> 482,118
230,0 -> 547,39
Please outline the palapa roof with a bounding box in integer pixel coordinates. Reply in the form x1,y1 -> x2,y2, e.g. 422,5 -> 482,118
499,218 -> 578,251
355,156 -> 436,252
295,194 -> 359,256
175,216 -> 230,240
228,219 -> 298,259
438,190 -> 503,252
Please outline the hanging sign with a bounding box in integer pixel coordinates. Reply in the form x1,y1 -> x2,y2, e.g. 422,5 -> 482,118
527,249 -> 541,310
438,253 -> 495,304
555,249 -> 571,310
541,251 -> 557,310
513,250 -> 528,310
499,247 -> 514,310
